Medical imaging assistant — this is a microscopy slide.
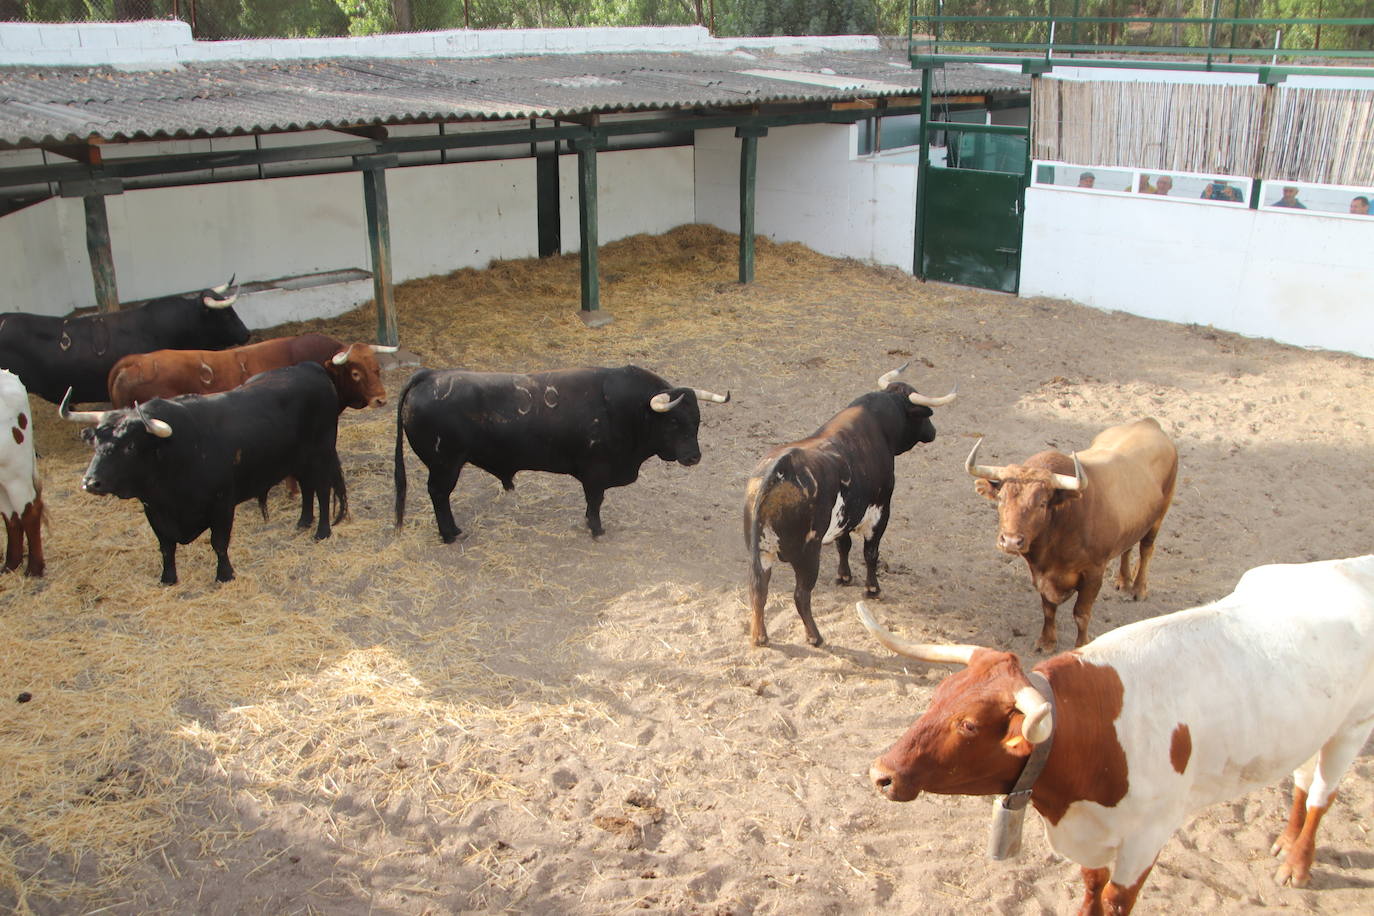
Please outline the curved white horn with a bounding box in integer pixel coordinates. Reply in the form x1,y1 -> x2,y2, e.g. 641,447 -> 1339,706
693,388 -> 730,404
135,402 -> 173,438
649,392 -> 684,413
58,387 -> 107,425
965,438 -> 1012,481
210,273 -> 237,295
369,344 -> 399,354
909,383 -> 957,408
1014,685 -> 1054,744
877,361 -> 910,389
331,350 -> 349,365
203,287 -> 239,309
855,601 -> 982,666
1051,452 -> 1085,492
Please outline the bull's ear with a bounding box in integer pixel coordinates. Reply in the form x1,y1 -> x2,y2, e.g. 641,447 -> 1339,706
1050,488 -> 1082,507
1002,732 -> 1034,757
974,478 -> 1000,500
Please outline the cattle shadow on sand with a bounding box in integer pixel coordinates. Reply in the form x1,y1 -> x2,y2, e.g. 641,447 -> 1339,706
5,226 -> 1374,913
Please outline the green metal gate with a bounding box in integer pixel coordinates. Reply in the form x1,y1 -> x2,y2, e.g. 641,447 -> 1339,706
921,164 -> 1024,294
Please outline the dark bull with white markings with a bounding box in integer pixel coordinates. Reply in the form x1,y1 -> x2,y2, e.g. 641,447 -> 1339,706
743,363 -> 955,647
2,278 -> 250,404
394,365 -> 729,541
60,361 -> 346,584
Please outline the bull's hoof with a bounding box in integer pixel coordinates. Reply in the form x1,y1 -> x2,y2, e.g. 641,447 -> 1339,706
835,573 -> 853,586
1034,641 -> 1056,654
751,635 -> 769,648
864,586 -> 881,598
313,530 -> 331,541
440,530 -> 461,544
806,633 -> 825,647
1275,862 -> 1311,888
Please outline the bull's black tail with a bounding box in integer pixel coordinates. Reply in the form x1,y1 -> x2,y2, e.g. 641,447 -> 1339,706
394,370 -> 426,530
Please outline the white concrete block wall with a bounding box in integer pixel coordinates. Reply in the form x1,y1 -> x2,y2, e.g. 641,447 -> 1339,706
1019,189 -> 1374,357
694,124 -> 916,270
0,22 -> 880,66
557,147 -> 696,255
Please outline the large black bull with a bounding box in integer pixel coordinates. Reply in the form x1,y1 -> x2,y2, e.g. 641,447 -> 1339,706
3,278 -> 249,404
744,364 -> 955,647
394,365 -> 729,541
60,362 -> 345,584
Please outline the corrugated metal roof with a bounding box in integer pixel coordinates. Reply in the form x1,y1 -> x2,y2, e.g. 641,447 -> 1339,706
0,51 -> 1028,148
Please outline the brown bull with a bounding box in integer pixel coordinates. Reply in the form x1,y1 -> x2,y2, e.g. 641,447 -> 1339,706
107,333 -> 390,411
967,418 -> 1177,652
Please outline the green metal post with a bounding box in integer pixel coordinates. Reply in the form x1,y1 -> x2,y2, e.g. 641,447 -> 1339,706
573,136 -> 610,325
355,154 -> 400,347
83,194 -> 120,313
61,177 -> 124,313
914,67 -> 933,279
736,125 -> 767,284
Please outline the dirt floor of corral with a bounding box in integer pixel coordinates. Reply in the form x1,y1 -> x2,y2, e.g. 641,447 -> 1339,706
4,224 -> 1374,915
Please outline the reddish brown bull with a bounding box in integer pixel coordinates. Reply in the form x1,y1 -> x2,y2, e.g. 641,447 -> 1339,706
966,418 -> 1177,652
107,333 -> 391,411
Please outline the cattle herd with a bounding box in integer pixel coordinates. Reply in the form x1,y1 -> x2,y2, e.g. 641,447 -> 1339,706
1,281 -> 1371,915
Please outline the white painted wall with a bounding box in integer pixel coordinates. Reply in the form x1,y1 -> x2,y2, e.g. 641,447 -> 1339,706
1020,188 -> 1374,357
558,147 -> 696,253
0,147 -> 695,330
694,124 -> 917,269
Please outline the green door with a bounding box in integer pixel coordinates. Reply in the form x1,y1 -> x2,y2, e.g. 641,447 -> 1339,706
921,165 -> 1024,294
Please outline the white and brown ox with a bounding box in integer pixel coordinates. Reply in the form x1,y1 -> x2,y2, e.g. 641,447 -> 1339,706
859,555 -> 1374,913
966,418 -> 1177,652
0,369 -> 43,576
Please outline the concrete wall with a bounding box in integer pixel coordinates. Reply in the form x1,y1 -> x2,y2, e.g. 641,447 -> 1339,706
0,21 -> 878,68
1019,187 -> 1374,357
0,147 -> 693,330
694,124 -> 917,270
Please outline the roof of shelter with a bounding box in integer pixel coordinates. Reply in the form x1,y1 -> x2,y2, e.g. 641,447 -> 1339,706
0,45 -> 1028,150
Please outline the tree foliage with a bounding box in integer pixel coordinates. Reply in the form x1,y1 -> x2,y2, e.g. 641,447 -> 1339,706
2,0 -> 1372,48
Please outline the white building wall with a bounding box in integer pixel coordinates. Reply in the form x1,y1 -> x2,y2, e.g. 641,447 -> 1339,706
1020,188 -> 1374,357
694,124 -> 916,269
558,147 -> 696,253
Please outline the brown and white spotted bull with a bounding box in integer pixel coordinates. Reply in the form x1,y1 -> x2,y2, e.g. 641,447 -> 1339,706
966,418 -> 1177,652
859,554 -> 1374,913
107,333 -> 393,411
744,364 -> 955,647
0,370 -> 44,576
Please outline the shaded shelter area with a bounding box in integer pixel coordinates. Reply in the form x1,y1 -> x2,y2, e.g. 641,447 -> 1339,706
0,40 -> 1029,331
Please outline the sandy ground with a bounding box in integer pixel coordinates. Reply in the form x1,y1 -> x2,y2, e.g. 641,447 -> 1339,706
3,225 -> 1374,915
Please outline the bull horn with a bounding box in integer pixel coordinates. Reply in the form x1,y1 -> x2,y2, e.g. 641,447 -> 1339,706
649,391 -> 684,413
331,350 -> 350,365
1014,685 -> 1054,744
1051,452 -> 1085,492
909,384 -> 957,408
693,388 -> 730,404
855,601 -> 982,667
369,344 -> 399,354
203,286 -> 239,308
877,361 -> 910,389
134,402 -> 173,439
57,387 -> 107,425
209,273 -> 237,295
965,438 -> 1012,481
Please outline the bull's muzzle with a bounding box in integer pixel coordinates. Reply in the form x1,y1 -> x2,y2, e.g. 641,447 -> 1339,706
678,453 -> 701,468
81,475 -> 109,496
997,533 -> 1028,554
869,760 -> 916,802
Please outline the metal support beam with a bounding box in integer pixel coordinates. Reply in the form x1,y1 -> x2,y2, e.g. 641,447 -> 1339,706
355,154 -> 400,347
60,178 -> 124,313
914,67 -> 933,279
572,136 -> 610,326
735,125 -> 767,285
83,194 -> 120,313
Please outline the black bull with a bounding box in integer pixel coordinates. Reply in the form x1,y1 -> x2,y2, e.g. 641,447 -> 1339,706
744,366 -> 956,647
2,279 -> 249,404
394,365 -> 729,541
61,362 -> 346,585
